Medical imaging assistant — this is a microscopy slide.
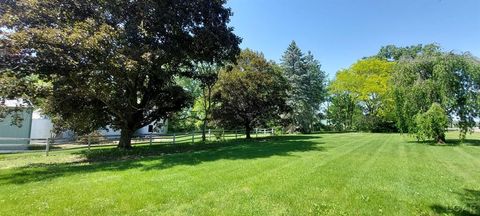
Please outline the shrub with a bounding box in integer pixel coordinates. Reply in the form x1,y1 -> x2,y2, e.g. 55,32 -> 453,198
414,103 -> 448,143
77,131 -> 106,145
213,130 -> 224,141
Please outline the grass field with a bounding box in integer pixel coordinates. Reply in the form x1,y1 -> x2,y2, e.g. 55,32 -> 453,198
0,132 -> 479,215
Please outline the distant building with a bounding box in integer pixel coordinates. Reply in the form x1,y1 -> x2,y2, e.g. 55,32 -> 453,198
0,99 -> 168,145
0,99 -> 33,145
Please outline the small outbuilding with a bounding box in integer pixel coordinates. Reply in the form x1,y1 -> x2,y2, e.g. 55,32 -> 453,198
1,99 -> 169,148
0,99 -> 33,145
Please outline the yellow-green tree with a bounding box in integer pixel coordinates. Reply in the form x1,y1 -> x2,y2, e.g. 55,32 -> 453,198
329,58 -> 396,131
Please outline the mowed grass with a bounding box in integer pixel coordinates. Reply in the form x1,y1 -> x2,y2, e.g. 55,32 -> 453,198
0,132 -> 479,215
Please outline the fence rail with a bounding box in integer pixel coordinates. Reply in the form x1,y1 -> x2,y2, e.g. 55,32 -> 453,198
0,128 -> 275,155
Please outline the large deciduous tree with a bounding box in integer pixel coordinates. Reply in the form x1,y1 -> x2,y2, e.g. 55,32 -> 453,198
212,49 -> 289,138
329,58 -> 396,132
0,71 -> 51,126
280,41 -> 327,133
376,44 -> 441,62
391,46 -> 480,139
0,0 -> 240,149
326,93 -> 357,131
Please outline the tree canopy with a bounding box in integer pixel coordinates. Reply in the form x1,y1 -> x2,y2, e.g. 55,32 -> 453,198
2,1 -> 479,145
390,45 -> 480,139
0,71 -> 51,126
0,0 -> 241,148
213,49 -> 289,138
281,41 -> 327,133
326,93 -> 356,131
415,103 -> 448,143
327,44 -> 480,141
328,58 -> 396,131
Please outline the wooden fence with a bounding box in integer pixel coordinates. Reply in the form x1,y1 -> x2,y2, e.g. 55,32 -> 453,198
0,128 -> 275,156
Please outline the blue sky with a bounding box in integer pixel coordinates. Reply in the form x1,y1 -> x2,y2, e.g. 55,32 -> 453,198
226,0 -> 480,78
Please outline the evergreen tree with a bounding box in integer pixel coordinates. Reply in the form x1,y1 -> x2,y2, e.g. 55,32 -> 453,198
280,41 -> 327,133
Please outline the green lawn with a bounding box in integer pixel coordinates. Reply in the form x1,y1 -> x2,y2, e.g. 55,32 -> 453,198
0,133 -> 479,215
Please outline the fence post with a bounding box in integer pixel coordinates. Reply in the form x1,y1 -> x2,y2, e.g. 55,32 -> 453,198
256,128 -> 258,138
45,138 -> 50,156
88,134 -> 91,150
271,128 -> 274,136
235,130 -> 237,139
149,133 -> 153,146
192,131 -> 195,144
173,133 -> 176,144
208,129 -> 211,141
46,133 -> 53,156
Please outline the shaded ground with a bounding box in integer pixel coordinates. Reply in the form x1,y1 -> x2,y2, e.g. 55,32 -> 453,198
0,132 -> 479,215
1,136 -> 323,185
431,189 -> 480,216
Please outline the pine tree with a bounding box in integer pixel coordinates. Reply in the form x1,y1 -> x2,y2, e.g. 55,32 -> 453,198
281,41 -> 327,133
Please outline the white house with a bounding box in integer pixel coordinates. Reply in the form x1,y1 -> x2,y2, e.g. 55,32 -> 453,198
0,99 -> 33,146
0,99 -> 169,142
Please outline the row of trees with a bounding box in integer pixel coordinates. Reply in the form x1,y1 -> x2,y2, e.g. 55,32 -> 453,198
0,0 -> 327,149
170,43 -> 327,140
1,1 -> 479,148
1,0 -> 241,149
327,44 -> 480,143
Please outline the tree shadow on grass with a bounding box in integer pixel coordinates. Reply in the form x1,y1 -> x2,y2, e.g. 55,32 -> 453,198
408,139 -> 480,147
141,135 -> 324,171
27,144 -> 62,151
445,139 -> 480,147
0,135 -> 324,185
431,189 -> 480,216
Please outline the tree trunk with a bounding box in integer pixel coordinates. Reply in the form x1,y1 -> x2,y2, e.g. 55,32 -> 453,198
118,128 -> 134,149
435,133 -> 446,144
201,86 -> 212,142
201,119 -> 207,142
245,124 -> 252,139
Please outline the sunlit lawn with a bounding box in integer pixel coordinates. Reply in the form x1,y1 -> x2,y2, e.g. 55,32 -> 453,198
0,132 -> 479,215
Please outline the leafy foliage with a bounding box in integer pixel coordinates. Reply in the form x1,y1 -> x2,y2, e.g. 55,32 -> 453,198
324,43 -> 480,137
0,0 -> 240,148
414,103 -> 448,143
194,63 -> 221,141
281,41 -> 327,133
376,44 -> 442,61
326,93 -> 357,131
391,45 -> 480,139
167,76 -> 203,132
328,58 -> 396,132
169,64 -> 222,137
0,71 -> 51,126
213,49 -> 289,138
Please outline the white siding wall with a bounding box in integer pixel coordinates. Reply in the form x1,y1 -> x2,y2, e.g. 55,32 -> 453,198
30,119 -> 54,139
99,121 -> 168,137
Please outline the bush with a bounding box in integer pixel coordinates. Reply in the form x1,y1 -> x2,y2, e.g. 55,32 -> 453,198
77,131 -> 106,145
414,103 -> 448,143
213,130 -> 224,141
